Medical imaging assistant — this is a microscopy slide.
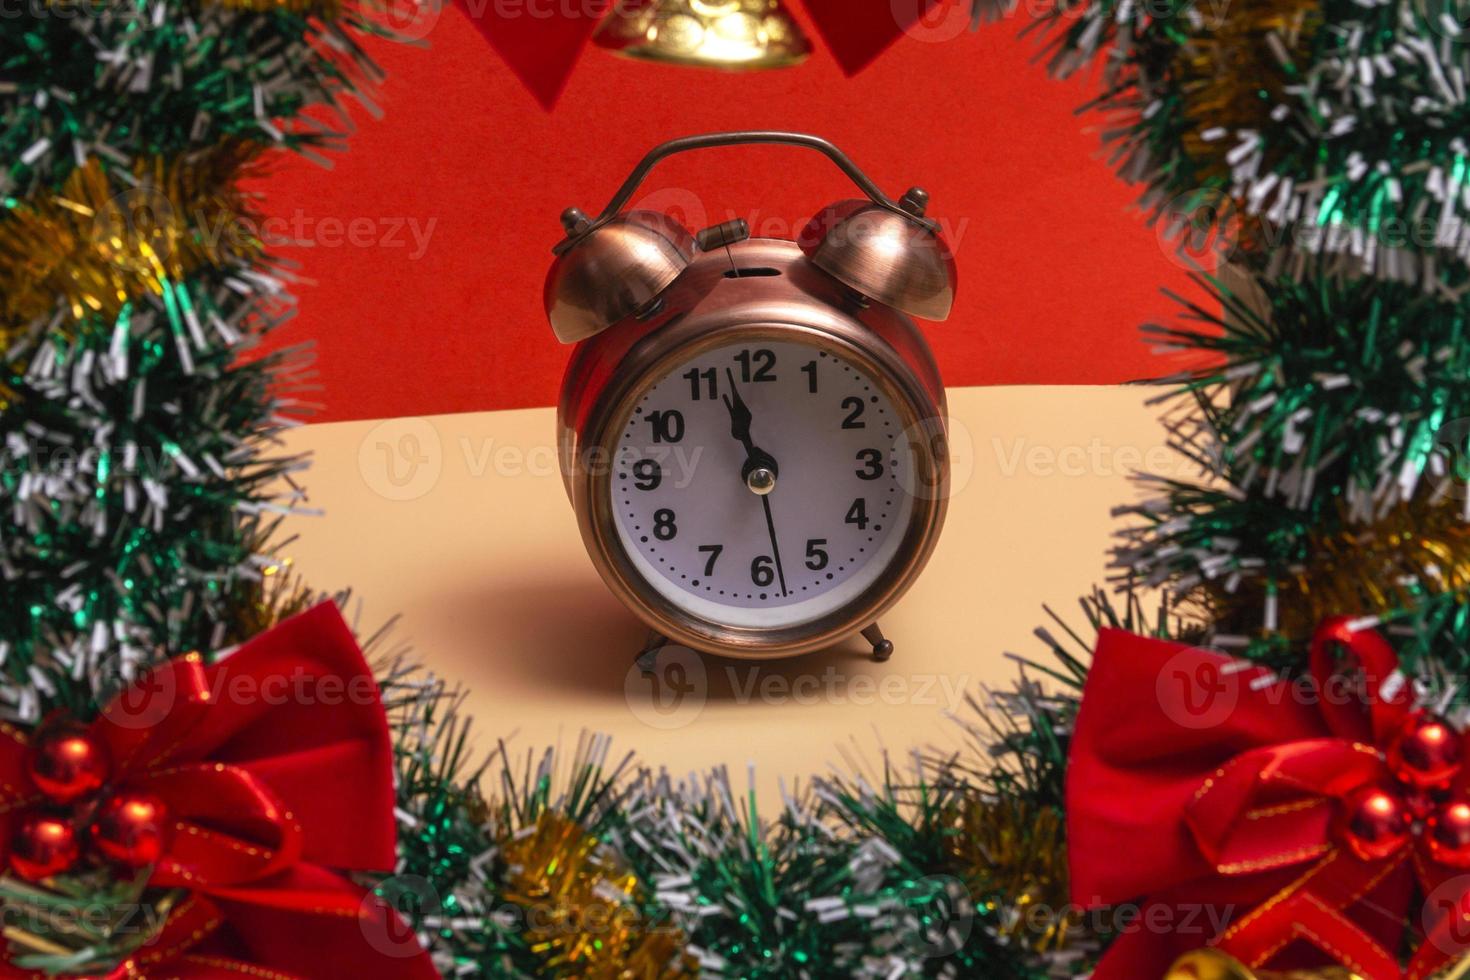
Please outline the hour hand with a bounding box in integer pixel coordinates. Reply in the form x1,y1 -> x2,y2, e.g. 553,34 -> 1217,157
722,368 -> 753,446
722,369 -> 778,488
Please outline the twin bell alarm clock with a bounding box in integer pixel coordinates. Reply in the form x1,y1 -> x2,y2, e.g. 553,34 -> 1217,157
544,132 -> 955,669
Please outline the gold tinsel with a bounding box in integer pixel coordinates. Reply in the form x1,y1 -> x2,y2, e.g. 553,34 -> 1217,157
1198,496 -> 1470,644
224,559 -> 317,646
947,796 -> 1080,955
0,139 -> 264,347
1166,948 -> 1364,978
498,811 -> 697,979
210,0 -> 343,13
1173,0 -> 1323,180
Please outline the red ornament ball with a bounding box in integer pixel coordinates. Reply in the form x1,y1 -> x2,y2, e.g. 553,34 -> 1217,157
1428,800 -> 1470,869
1387,712 -> 1463,790
8,811 -> 80,881
1340,785 -> 1412,861
90,791 -> 170,868
26,722 -> 109,804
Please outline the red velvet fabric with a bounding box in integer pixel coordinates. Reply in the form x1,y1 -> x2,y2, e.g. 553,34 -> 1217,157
1068,620 -> 1470,980
801,0 -> 945,74
0,604 -> 437,980
455,0 -> 612,109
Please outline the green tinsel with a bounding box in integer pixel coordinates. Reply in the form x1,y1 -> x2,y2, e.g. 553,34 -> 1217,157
1113,266 -> 1470,654
377,657 -> 538,976
1144,269 -> 1470,516
0,4 -> 392,196
0,269 -> 313,721
1025,0 -> 1470,287
816,761 -> 1049,979
0,0 -> 400,719
617,765 -> 945,979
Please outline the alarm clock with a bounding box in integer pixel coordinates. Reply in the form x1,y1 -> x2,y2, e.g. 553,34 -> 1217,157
545,132 -> 955,668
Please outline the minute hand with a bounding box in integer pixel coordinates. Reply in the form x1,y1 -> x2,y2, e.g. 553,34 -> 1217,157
722,369 -> 787,596
761,495 -> 789,596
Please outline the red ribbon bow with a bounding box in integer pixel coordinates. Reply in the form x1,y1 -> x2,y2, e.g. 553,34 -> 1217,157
1068,617 -> 1470,980
460,0 -> 946,109
0,604 -> 437,980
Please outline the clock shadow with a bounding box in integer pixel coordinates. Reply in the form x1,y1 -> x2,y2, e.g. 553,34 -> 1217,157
432,572 -> 880,703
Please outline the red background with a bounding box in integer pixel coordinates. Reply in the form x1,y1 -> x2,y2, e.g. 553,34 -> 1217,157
254,4 -> 1198,423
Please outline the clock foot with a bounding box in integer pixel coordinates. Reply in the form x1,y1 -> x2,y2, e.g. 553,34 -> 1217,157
636,631 -> 669,676
862,623 -> 894,663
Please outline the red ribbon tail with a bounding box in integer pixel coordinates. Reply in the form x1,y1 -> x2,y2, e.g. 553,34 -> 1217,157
800,0 -> 941,75
1216,850 -> 1406,980
1408,880 -> 1470,980
456,0 -> 611,109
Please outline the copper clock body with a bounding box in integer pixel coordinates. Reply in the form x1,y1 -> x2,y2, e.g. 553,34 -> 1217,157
558,237 -> 950,660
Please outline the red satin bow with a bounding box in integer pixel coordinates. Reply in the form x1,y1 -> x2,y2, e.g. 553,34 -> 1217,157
0,603 -> 437,980
458,0 -> 946,108
1068,617 -> 1470,980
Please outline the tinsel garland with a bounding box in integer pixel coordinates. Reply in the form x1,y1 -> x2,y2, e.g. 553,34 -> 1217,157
7,0 -> 1470,977
1031,0 -> 1470,287
0,2 -> 406,195
373,590 -> 1199,980
0,143 -> 265,338
375,592 -> 1175,980
1143,270 -> 1470,517
0,0 -> 414,720
0,273 -> 314,721
1113,266 -> 1470,655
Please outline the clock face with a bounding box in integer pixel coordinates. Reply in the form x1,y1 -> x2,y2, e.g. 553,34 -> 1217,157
609,336 -> 917,630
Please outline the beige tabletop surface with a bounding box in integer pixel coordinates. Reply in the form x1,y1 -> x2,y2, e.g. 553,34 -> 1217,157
277,385 -> 1173,798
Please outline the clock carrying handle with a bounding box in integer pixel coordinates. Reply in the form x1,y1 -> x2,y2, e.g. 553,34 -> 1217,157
552,131 -> 938,254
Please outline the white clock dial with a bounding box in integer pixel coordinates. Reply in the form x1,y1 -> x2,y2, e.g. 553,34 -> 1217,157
610,337 -> 915,629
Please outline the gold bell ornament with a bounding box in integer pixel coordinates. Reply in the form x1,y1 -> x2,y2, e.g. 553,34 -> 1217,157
594,0 -> 812,70
1165,949 -> 1365,980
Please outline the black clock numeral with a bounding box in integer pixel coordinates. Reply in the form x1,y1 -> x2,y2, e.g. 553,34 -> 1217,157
841,396 -> 866,429
734,348 -> 777,383
698,544 -> 723,576
632,459 -> 662,491
804,538 -> 829,571
683,367 -> 717,401
845,498 -> 869,530
653,509 -> 678,541
855,449 -> 884,480
751,555 -> 775,587
647,410 -> 685,443
800,360 -> 818,394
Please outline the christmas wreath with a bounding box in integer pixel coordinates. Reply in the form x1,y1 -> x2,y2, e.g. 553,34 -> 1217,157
5,0 -> 1470,977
